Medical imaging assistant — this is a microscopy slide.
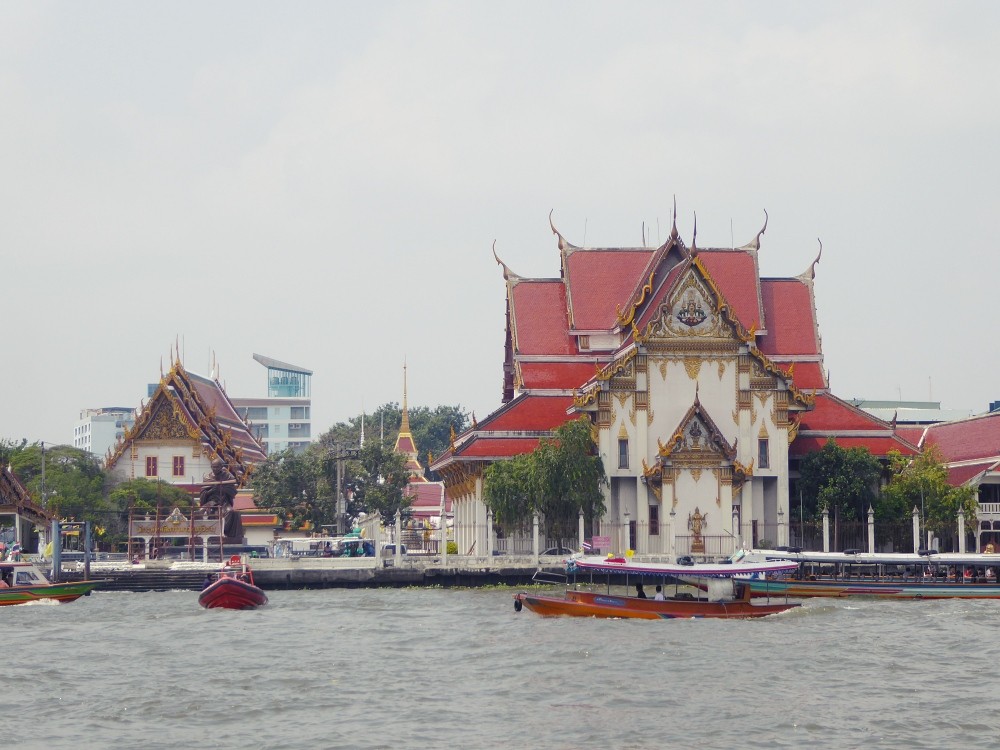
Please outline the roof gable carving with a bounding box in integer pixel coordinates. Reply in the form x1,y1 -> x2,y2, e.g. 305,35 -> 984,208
658,393 -> 737,462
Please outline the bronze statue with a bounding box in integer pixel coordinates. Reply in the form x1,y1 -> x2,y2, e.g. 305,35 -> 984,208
199,458 -> 243,543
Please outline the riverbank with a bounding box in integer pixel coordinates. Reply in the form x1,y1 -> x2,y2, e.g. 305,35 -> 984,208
58,555 -> 575,591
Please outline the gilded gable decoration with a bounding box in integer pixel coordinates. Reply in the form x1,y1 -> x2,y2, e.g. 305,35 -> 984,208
617,422 -> 629,440
650,271 -> 727,339
683,357 -> 702,380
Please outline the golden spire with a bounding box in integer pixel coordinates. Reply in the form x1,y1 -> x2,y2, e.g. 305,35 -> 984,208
400,359 -> 411,435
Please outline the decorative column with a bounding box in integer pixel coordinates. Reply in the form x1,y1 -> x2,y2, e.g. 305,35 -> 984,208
732,507 -> 741,552
578,509 -> 585,553
957,507 -> 966,553
912,506 -> 921,552
487,509 -> 496,558
440,498 -> 448,565
394,509 -> 402,565
867,505 -> 875,554
668,509 -> 676,558
822,508 -> 830,552
624,510 -> 631,554
532,512 -> 540,566
777,505 -> 787,548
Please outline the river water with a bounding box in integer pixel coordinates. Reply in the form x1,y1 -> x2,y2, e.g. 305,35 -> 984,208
5,585 -> 1000,749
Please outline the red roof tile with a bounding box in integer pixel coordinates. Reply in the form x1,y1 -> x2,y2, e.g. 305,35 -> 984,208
924,412 -> 1000,463
519,361 -> 600,390
758,279 -> 820,356
798,393 -> 890,432
790,436 -> 918,457
510,281 -> 574,355
566,249 -> 654,330
697,250 -> 763,332
788,361 -> 826,390
947,462 -> 998,487
479,394 -> 575,431
456,437 -> 542,459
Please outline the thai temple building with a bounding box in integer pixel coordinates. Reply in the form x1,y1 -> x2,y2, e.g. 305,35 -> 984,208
431,209 -> 919,557
394,365 -> 450,532
0,464 -> 50,557
104,354 -> 274,548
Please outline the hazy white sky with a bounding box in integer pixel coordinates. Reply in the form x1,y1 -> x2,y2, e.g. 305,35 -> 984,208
3,1 -> 998,446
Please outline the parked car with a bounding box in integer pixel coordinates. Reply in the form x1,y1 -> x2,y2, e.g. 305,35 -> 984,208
381,544 -> 407,556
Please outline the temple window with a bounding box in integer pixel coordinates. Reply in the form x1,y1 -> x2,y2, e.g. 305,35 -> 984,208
649,504 -> 659,535
618,438 -> 629,469
172,456 -> 185,476
145,456 -> 158,477
758,438 -> 770,469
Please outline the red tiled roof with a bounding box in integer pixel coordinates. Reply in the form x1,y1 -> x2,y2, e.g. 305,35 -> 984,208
510,280 -> 574,355
407,481 -> 450,513
758,279 -> 820,356
519,361 -> 600,390
798,393 -> 890,432
790,435 -> 918,458
947,462 -> 998,487
395,434 -> 417,454
697,250 -> 763,332
479,394 -> 575,431
895,426 -> 927,447
455,437 -> 543,459
924,412 -> 1000,463
633,263 -> 687,333
788,361 -> 826,390
566,249 -> 654,330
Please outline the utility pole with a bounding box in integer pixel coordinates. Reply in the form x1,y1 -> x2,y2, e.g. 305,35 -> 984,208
330,443 -> 359,535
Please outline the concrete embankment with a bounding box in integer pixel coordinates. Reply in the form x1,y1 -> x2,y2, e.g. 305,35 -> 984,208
62,557 -> 571,592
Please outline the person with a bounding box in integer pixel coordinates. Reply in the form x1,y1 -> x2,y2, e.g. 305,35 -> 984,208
201,574 -> 213,590
986,567 -> 995,581
653,585 -> 665,601
635,583 -> 647,599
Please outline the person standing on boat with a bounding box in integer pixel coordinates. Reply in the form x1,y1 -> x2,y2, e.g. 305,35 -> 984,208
653,585 -> 665,601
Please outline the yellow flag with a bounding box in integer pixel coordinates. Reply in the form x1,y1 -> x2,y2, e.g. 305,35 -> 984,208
44,541 -> 53,558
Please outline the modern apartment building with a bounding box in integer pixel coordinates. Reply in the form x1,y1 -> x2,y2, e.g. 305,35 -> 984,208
232,353 -> 313,455
73,407 -> 135,458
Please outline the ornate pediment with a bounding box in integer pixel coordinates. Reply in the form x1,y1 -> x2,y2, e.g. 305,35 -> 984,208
648,270 -> 728,339
657,393 -> 737,463
136,399 -> 196,441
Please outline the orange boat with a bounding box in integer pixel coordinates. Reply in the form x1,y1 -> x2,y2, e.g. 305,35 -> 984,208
513,555 -> 800,619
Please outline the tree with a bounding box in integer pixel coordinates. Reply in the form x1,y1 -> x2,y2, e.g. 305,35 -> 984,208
105,478 -> 194,546
251,447 -> 330,531
483,417 -> 607,539
882,445 -> 977,542
8,442 -> 108,521
797,438 -> 883,522
350,438 -> 412,527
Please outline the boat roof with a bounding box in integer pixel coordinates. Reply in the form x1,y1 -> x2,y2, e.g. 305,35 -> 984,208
748,548 -> 1000,566
570,555 -> 798,577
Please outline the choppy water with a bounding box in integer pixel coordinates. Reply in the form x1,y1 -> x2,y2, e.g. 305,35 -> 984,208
4,586 -> 1000,750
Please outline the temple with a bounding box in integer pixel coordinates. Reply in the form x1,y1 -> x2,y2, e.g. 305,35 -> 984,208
431,208 -> 918,557
105,354 -> 267,550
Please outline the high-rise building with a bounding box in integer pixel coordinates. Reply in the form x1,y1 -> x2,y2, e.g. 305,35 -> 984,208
232,354 -> 313,455
73,407 -> 136,457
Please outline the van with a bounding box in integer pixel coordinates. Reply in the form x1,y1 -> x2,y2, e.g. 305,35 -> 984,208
381,544 -> 407,556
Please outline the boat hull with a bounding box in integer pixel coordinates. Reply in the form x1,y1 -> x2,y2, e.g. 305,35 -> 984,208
198,578 -> 268,610
0,580 -> 100,606
515,589 -> 797,619
748,578 -> 1000,600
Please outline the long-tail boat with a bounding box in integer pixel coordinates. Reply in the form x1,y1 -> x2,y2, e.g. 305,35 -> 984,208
740,548 -> 1000,599
0,561 -> 99,606
513,555 -> 800,619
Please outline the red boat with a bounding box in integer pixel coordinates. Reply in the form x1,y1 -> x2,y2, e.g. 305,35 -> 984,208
198,557 -> 268,610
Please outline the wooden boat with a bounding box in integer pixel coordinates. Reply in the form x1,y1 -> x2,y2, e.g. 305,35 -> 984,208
198,556 -> 268,610
513,555 -> 800,619
0,561 -> 100,606
740,548 -> 1000,600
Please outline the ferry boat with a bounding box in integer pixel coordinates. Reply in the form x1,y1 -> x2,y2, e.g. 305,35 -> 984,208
740,548 -> 1000,599
0,561 -> 100,606
198,556 -> 268,610
513,555 -> 800,619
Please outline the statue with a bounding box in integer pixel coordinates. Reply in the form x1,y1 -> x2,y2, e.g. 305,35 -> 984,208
688,506 -> 706,553
199,458 -> 243,543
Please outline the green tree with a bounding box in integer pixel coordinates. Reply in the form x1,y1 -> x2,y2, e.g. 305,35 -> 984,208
483,417 -> 607,539
351,438 -> 412,527
105,478 -> 194,546
882,445 -> 977,542
251,447 -> 330,531
9,443 -> 108,521
797,438 -> 883,522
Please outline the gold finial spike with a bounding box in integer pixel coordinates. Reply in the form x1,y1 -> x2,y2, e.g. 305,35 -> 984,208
400,360 -> 411,434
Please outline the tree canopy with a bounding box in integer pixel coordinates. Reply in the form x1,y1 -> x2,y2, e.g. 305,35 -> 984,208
483,417 -> 607,539
796,438 -> 883,522
881,445 -> 977,537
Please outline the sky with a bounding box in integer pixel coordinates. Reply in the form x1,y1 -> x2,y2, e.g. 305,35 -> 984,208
3,1 -> 999,447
